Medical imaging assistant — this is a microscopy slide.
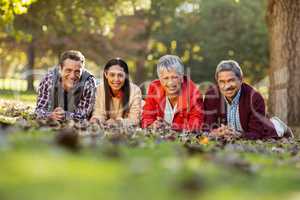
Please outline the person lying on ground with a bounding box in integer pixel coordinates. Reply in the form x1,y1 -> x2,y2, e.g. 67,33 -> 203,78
142,55 -> 204,133
202,60 -> 293,140
90,58 -> 142,127
35,50 -> 96,121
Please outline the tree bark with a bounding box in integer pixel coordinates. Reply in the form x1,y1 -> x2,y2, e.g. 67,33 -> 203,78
267,0 -> 300,126
26,39 -> 35,91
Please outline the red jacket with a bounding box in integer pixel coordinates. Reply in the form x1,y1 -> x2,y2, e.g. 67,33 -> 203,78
142,77 -> 204,132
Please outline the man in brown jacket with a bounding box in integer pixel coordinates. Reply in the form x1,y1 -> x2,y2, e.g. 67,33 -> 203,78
203,60 -> 293,140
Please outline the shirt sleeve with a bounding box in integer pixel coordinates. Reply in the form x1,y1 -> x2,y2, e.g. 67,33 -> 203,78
91,84 -> 107,122
35,72 -> 53,119
242,93 -> 278,140
187,91 -> 204,132
141,83 -> 159,128
123,84 -> 142,126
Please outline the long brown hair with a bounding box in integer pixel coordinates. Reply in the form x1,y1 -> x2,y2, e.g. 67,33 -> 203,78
103,58 -> 130,118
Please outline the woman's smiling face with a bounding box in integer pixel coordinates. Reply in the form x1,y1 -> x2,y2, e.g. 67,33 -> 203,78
104,65 -> 126,92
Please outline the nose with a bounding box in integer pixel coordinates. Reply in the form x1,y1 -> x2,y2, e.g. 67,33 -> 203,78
69,71 -> 77,80
223,85 -> 229,90
223,83 -> 232,90
113,75 -> 122,83
166,79 -> 176,85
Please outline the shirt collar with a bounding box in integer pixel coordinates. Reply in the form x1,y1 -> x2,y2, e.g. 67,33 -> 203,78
224,88 -> 241,106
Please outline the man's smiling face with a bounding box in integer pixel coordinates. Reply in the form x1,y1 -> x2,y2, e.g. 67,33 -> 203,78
60,58 -> 83,91
217,70 -> 242,102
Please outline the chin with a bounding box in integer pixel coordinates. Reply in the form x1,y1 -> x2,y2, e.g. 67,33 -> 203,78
167,91 -> 179,96
112,86 -> 121,91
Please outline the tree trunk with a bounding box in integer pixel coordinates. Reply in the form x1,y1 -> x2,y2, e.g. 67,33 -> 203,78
27,40 -> 35,91
267,0 -> 300,126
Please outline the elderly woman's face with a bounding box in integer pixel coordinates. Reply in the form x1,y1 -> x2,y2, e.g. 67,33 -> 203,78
159,68 -> 183,96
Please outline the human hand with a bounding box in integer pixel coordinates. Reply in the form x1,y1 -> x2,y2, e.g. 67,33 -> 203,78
105,118 -> 117,127
151,117 -> 169,130
49,107 -> 65,121
210,124 -> 236,138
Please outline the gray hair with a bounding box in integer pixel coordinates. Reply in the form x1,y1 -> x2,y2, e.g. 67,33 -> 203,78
215,60 -> 243,80
157,55 -> 184,77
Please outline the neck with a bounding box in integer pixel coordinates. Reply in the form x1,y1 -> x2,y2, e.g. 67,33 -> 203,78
225,90 -> 240,104
111,89 -> 121,97
225,97 -> 233,104
61,81 -> 72,92
168,96 -> 178,107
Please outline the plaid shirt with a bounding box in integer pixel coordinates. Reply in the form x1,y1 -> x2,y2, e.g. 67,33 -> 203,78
225,89 -> 243,132
35,69 -> 96,121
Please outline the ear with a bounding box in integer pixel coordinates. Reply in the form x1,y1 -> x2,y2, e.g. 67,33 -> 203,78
104,71 -> 108,79
180,75 -> 184,83
58,64 -> 63,75
239,76 -> 243,83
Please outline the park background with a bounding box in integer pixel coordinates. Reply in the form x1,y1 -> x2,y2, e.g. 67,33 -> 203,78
0,0 -> 300,200
1,0 -> 299,127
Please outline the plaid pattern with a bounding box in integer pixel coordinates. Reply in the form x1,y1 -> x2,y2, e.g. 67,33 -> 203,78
226,89 -> 243,132
35,69 -> 96,120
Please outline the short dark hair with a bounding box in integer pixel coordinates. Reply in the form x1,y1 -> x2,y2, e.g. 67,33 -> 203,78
59,50 -> 85,67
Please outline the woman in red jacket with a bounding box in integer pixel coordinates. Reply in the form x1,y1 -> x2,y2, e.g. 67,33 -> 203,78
142,55 -> 204,133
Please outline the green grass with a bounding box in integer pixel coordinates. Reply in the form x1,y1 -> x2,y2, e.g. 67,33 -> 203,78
0,90 -> 37,104
0,92 -> 299,200
0,130 -> 300,200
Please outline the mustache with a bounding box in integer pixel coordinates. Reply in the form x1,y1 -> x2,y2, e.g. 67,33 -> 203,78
223,86 -> 235,91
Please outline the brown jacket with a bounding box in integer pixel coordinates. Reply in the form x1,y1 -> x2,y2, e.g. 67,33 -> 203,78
92,82 -> 142,126
203,83 -> 278,140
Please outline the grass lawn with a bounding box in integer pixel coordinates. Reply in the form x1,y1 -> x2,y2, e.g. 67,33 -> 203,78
0,91 -> 300,200
0,90 -> 37,105
0,129 -> 300,200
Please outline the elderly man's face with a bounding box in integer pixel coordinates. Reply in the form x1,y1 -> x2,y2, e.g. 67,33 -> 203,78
217,70 -> 242,102
60,58 -> 83,91
159,68 -> 183,97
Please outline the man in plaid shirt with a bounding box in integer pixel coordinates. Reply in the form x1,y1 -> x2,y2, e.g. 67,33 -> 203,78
35,50 -> 96,121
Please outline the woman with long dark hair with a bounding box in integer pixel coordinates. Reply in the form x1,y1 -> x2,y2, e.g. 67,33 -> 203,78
91,58 -> 142,126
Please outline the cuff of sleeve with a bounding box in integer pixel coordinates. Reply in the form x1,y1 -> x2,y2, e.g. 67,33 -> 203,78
35,111 -> 51,120
65,111 -> 72,121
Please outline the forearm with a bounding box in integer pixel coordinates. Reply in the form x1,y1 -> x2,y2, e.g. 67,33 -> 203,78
35,107 -> 51,119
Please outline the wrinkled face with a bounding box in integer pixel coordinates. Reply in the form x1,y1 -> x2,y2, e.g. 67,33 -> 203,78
217,70 -> 242,102
159,68 -> 183,97
60,58 -> 83,91
105,65 -> 126,92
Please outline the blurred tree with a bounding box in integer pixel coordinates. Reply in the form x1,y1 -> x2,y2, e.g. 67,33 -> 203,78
102,0 -> 184,85
267,0 -> 300,126
1,0 -> 270,91
0,0 -> 37,26
1,0 -> 150,90
144,0 -> 268,83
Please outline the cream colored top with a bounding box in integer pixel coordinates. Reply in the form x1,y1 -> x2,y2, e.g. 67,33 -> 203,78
92,82 -> 142,126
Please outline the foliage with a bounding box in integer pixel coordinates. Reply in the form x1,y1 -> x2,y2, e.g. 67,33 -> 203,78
0,0 -> 152,81
0,0 -> 269,85
0,0 -> 37,26
0,119 -> 300,200
142,0 -> 269,83
0,98 -> 300,199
